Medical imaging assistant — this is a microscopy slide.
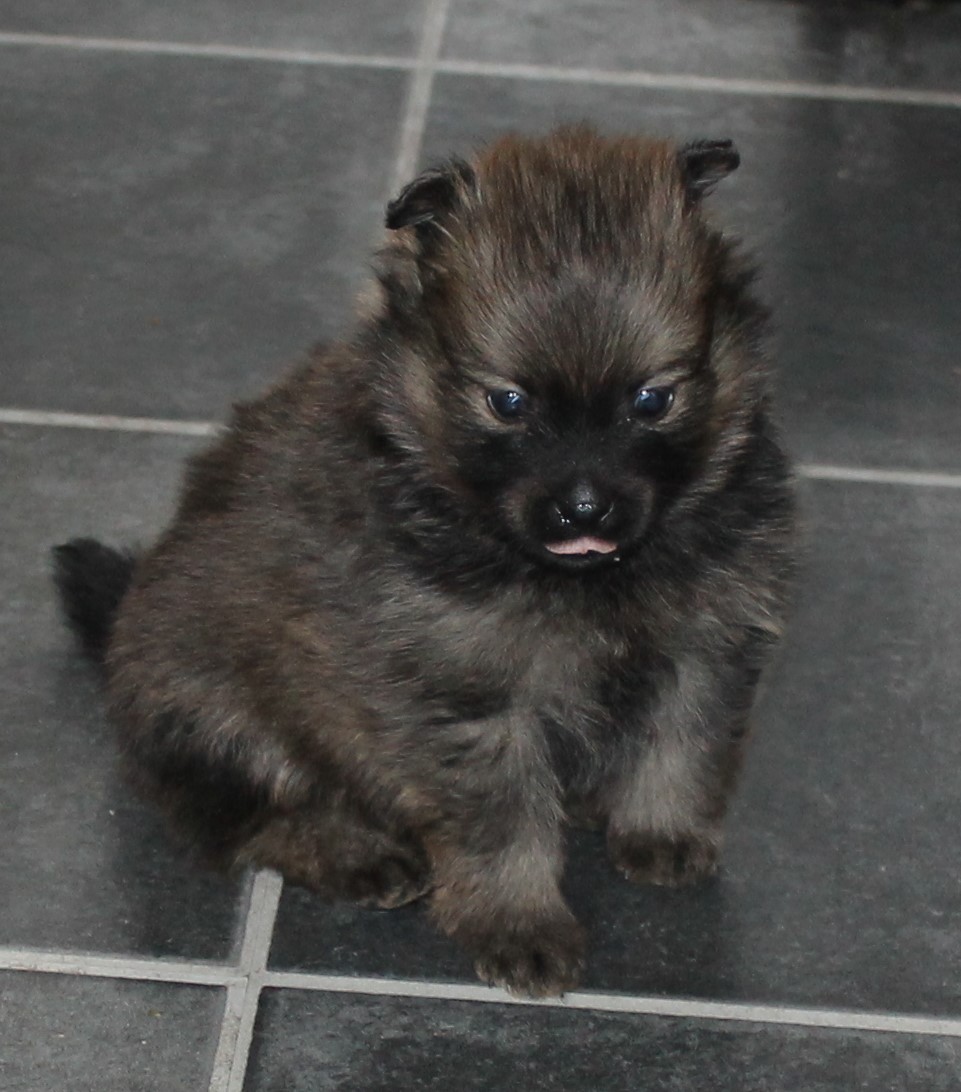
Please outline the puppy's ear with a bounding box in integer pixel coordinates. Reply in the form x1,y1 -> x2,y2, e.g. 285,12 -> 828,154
678,139 -> 740,202
385,159 -> 477,232
377,159 -> 477,307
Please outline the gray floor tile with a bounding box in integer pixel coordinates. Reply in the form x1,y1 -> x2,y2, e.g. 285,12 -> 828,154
1,45 -> 407,421
269,886 -> 472,984
268,479 -> 961,1016
245,990 -> 961,1092
695,477 -> 961,1013
0,971 -> 223,1092
0,424 -> 247,959
443,0 -> 961,92
0,0 -> 425,57
417,74 -> 961,472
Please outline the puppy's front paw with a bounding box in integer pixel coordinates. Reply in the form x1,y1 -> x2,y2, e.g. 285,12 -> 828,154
609,832 -> 719,887
469,915 -> 585,998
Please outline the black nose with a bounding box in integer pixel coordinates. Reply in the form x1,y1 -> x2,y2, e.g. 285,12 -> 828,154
550,480 -> 614,531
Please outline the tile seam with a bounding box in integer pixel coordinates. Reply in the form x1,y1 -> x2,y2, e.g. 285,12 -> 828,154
207,982 -> 251,1090
795,463 -> 961,489
0,31 -> 415,70
237,869 -> 284,973
3,948 -> 960,1038
436,57 -> 961,109
0,408 -> 219,435
207,870 -> 284,1092
389,0 -> 452,193
0,30 -> 959,109
257,971 -> 961,1038
0,947 -> 243,986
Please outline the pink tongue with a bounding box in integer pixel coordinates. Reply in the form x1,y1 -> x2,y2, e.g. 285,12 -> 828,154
545,536 -> 618,556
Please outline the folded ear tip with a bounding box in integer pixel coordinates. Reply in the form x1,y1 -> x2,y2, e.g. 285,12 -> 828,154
681,138 -> 740,163
678,138 -> 741,199
385,159 -> 477,231
384,197 -> 430,230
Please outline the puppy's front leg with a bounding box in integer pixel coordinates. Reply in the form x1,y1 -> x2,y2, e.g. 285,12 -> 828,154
425,725 -> 584,997
605,655 -> 756,888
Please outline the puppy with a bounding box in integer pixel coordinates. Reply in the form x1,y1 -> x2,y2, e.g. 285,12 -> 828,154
54,127 -> 796,997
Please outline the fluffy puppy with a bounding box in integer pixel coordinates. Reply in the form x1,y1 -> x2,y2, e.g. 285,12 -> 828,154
54,127 -> 795,997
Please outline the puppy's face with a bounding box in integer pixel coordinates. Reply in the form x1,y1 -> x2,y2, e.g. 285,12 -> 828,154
373,129 -> 764,571
435,279 -> 719,572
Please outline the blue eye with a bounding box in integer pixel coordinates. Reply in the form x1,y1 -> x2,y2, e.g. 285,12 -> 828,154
632,386 -> 675,420
487,389 -> 529,421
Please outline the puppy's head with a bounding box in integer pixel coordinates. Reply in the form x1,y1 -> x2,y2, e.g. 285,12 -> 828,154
370,127 -> 765,571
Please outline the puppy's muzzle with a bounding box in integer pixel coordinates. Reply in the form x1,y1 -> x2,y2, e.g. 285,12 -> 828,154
542,479 -> 620,558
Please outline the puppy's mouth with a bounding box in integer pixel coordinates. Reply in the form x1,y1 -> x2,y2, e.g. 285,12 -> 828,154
539,535 -> 622,569
544,536 -> 618,558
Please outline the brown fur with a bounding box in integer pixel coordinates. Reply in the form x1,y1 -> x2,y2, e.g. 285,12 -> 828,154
55,127 -> 796,997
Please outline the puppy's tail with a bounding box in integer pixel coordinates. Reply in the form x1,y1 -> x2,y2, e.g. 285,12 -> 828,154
52,538 -> 137,665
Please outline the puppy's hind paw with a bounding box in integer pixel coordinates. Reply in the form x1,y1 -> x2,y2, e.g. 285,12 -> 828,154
240,817 -> 431,909
609,832 -> 719,887
348,849 -> 433,910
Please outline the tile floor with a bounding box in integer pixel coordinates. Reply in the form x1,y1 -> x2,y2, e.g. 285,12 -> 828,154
2,1 -> 961,1089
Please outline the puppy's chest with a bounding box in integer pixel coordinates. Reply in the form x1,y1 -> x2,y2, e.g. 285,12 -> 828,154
427,609 -> 640,745
523,635 -> 647,779
377,591 -> 662,764
520,635 -> 607,715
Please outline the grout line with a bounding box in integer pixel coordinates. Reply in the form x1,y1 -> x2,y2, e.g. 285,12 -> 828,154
435,57 -> 961,110
5,942 -> 961,1039
0,947 -> 243,986
208,983 -> 252,1090
257,972 -> 961,1039
208,870 -> 284,1092
236,869 -> 285,975
0,407 -> 218,436
0,31 -> 416,71
798,463 -> 961,489
1,30 -> 960,111
389,0 -> 453,194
